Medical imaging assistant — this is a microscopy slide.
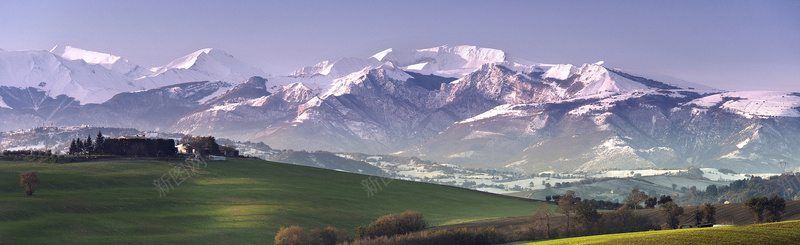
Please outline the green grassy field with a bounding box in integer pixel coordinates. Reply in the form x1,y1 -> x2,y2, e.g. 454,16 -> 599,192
0,159 -> 542,244
512,220 -> 800,245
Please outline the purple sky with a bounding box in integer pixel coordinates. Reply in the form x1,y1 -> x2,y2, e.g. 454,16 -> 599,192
1,0 -> 798,91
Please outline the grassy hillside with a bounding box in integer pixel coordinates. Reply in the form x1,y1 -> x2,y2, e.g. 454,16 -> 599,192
513,220 -> 800,244
0,159 -> 542,244
435,200 -> 800,239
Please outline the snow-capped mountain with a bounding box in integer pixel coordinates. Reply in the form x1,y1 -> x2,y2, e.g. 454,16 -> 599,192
50,45 -> 146,77
420,89 -> 800,174
0,49 -> 140,104
0,46 -> 267,131
270,45 -> 526,91
0,46 -> 267,106
2,44 -> 798,174
169,78 -> 315,140
139,48 -> 268,89
55,80 -> 236,131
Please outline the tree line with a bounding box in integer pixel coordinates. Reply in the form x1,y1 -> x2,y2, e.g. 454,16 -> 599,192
673,174 -> 800,206
68,131 -> 176,157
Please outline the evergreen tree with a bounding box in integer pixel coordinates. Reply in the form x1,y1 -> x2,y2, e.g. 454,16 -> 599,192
76,138 -> 83,155
95,131 -> 105,154
68,139 -> 78,155
85,135 -> 93,155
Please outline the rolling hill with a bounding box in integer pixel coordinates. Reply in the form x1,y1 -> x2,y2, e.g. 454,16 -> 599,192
0,158 -> 542,244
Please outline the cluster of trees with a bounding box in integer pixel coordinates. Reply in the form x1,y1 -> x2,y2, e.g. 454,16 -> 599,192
550,189 -> 698,235
179,135 -> 221,156
276,211 -> 508,245
691,203 -> 717,225
68,132 -> 176,157
675,174 -> 800,205
275,226 -> 349,245
68,131 -> 105,155
744,195 -> 786,223
541,190 -> 658,239
1,149 -> 74,164
1,150 -> 53,157
354,211 -> 427,239
545,195 -> 623,210
344,227 -> 502,245
275,211 -> 430,245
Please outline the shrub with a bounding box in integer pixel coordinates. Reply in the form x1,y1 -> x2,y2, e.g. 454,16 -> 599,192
345,227 -> 502,245
357,211 -> 426,239
275,226 -> 308,245
309,226 -> 348,245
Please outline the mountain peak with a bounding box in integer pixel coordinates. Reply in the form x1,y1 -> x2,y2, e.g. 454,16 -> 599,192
49,45 -> 139,75
157,48 -> 219,71
372,45 -> 509,78
50,45 -> 122,64
142,47 -> 267,89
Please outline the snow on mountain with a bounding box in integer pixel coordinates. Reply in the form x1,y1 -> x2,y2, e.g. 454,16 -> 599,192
543,64 -> 577,80
0,49 -> 140,104
50,45 -> 141,76
252,82 -> 314,107
140,48 -> 268,89
373,45 -> 513,78
170,81 -> 315,141
572,64 -> 650,96
459,104 -> 533,124
291,57 -> 383,78
272,45 -> 527,91
610,68 -> 719,93
325,62 -> 412,97
1,46 -> 267,105
685,91 -> 800,118
0,95 -> 10,109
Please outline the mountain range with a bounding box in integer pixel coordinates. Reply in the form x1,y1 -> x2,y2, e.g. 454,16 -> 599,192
1,45 -> 798,174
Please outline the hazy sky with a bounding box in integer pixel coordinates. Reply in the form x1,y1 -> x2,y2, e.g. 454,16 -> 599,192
1,0 -> 798,91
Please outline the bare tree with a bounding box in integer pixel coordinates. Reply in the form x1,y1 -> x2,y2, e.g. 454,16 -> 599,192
558,190 -> 577,236
532,202 -> 553,239
626,189 -> 648,209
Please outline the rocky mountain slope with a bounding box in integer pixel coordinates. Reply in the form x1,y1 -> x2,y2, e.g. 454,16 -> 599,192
1,45 -> 798,174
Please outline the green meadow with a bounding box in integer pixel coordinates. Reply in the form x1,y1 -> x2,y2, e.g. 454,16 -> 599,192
0,159 -> 541,244
513,220 -> 800,245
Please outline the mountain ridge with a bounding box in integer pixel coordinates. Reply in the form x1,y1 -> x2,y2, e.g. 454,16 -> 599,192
1,44 -> 799,174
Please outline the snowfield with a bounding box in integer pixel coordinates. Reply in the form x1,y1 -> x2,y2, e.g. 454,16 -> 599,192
686,91 -> 800,118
